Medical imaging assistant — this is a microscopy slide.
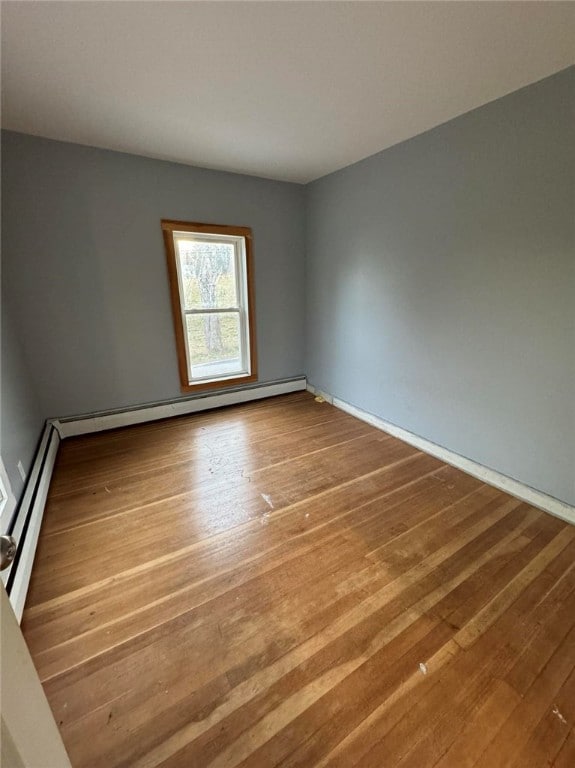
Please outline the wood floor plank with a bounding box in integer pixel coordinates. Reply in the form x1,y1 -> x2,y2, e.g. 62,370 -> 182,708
473,622 -> 575,768
552,729 -> 575,768
49,405 -> 367,496
288,508 -> 544,765
51,502 -> 528,761
50,394 -> 319,479
509,666 -> 575,768
21,393 -> 575,768
25,454 -> 447,664
29,431 -> 418,606
432,678 -> 521,768
321,533 -> 575,768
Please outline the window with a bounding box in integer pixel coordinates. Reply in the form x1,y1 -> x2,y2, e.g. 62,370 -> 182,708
162,220 -> 257,391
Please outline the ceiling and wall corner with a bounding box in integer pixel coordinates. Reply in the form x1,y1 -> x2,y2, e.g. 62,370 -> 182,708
1,1 -> 574,183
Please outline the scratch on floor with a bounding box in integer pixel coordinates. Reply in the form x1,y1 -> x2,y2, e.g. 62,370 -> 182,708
553,705 -> 567,725
261,493 -> 274,509
419,662 -> 428,675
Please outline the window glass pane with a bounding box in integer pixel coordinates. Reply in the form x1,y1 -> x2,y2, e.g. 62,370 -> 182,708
177,240 -> 237,310
186,313 -> 243,379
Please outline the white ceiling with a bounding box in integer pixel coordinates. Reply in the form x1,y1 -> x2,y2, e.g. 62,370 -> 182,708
2,1 -> 574,183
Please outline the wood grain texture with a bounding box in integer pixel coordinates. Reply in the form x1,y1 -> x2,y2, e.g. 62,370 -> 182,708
22,392 -> 575,767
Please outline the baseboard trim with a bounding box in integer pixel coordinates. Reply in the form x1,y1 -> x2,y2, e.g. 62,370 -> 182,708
2,423 -> 61,622
307,384 -> 575,525
54,377 -> 307,438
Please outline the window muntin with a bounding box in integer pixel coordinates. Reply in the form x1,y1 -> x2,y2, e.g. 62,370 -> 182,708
162,221 -> 257,392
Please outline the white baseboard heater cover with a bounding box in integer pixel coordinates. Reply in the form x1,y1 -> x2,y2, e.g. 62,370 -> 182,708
2,423 -> 60,622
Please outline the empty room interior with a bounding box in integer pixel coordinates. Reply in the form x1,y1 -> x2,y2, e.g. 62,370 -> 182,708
1,2 -> 574,767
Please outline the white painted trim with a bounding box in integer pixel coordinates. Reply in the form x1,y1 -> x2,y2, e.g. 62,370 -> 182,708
55,378 -> 307,438
311,387 -> 574,525
0,457 -> 17,526
1,584 -> 72,766
2,425 -> 61,622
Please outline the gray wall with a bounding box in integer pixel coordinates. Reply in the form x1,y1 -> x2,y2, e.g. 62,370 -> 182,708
1,294 -> 43,500
2,132 -> 306,418
306,67 -> 575,506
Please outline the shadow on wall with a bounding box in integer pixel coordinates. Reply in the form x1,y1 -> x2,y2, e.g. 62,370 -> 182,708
2,166 -> 130,419
1,295 -> 43,499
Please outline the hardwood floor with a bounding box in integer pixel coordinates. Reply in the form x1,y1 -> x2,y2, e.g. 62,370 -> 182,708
22,391 -> 575,768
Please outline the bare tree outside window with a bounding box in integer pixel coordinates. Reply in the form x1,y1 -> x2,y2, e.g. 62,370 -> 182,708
180,242 -> 235,355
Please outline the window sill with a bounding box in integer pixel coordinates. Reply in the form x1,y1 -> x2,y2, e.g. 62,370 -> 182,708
180,372 -> 258,394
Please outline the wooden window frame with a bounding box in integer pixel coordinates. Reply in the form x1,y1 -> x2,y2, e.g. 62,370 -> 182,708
162,219 -> 257,393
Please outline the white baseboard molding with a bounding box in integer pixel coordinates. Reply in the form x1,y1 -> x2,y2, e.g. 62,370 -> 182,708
308,385 -> 575,525
2,423 -> 61,622
54,377 -> 307,438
